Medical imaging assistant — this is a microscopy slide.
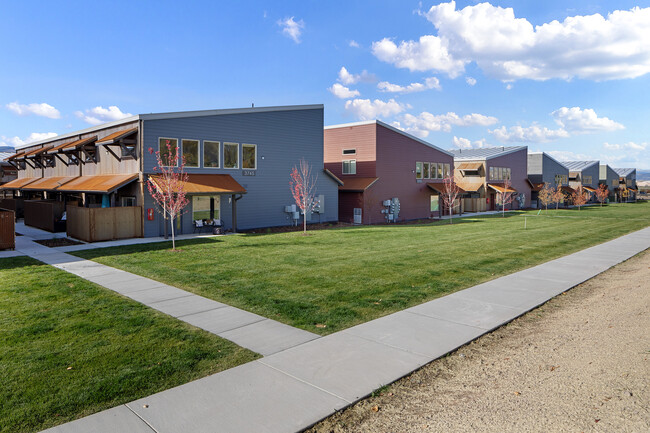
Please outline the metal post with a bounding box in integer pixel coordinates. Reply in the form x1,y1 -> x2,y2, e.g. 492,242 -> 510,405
231,194 -> 237,233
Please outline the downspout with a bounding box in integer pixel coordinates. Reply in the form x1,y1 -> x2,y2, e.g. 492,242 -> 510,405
232,194 -> 243,233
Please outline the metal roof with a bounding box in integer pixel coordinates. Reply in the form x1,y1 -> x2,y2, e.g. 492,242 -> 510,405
561,161 -> 599,171
528,152 -> 569,169
0,152 -> 14,162
450,146 -> 527,161
613,168 -> 636,177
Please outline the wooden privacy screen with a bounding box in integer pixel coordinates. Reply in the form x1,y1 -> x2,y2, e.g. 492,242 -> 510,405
66,206 -> 143,242
0,208 -> 15,250
24,200 -> 66,232
462,198 -> 487,213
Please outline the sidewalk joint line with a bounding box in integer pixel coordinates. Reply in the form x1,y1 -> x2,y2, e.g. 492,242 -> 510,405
124,404 -> 160,433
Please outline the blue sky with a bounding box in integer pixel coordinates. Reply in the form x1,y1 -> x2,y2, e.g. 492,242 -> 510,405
1,0 -> 649,168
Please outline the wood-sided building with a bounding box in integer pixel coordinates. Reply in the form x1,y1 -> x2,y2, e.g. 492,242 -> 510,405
324,120 -> 454,224
2,105 -> 339,239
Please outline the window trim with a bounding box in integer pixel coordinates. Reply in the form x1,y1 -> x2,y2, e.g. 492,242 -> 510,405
202,140 -> 221,169
423,162 -> 430,179
242,143 -> 257,170
158,137 -> 179,167
415,161 -> 423,180
342,159 -> 356,175
181,138 -> 201,168
223,142 -> 239,169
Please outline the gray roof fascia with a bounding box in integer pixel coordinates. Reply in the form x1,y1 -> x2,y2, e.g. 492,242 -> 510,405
324,119 -> 454,157
452,146 -> 527,161
139,104 -> 324,121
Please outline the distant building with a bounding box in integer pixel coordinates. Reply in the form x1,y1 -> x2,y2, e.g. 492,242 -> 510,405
562,160 -> 600,201
0,152 -> 18,185
613,168 -> 637,201
599,164 -> 619,201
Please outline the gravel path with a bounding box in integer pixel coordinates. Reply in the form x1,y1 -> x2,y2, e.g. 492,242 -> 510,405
308,250 -> 650,433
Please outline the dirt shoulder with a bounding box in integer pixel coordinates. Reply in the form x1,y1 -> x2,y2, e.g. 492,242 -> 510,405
308,250 -> 650,433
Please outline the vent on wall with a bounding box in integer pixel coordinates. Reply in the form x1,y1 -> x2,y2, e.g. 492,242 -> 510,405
342,149 -> 356,155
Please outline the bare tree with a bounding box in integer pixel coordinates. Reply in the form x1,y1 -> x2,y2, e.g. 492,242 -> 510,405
146,140 -> 189,251
290,158 -> 319,233
497,178 -> 517,217
440,173 -> 462,224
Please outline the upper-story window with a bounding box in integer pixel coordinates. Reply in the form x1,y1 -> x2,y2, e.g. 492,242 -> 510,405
443,163 -> 450,178
182,139 -> 200,168
342,149 -> 356,155
223,142 -> 239,169
554,174 -> 567,185
490,166 -> 511,180
583,175 -> 592,184
423,162 -> 430,179
158,138 -> 179,167
242,144 -> 257,169
203,141 -> 220,168
342,159 -> 356,175
415,162 -> 423,179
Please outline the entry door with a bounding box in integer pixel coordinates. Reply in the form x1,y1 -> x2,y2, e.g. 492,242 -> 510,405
353,208 -> 362,224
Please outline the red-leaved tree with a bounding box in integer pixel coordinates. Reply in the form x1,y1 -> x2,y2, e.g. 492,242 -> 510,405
571,185 -> 588,210
147,140 -> 189,250
552,184 -> 564,210
595,184 -> 608,206
497,178 -> 517,217
538,183 -> 553,212
440,173 -> 462,224
290,158 -> 319,234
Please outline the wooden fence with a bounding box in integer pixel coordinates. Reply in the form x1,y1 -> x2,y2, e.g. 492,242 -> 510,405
0,208 -> 15,250
67,206 -> 143,242
24,200 -> 66,232
0,198 -> 24,219
462,198 -> 487,213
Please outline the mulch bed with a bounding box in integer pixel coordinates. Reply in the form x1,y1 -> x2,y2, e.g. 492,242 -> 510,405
34,238 -> 84,247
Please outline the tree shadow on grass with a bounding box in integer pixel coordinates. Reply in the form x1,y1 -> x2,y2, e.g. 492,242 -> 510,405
0,256 -> 45,271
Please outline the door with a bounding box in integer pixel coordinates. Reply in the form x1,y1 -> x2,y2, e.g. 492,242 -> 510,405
353,208 -> 362,224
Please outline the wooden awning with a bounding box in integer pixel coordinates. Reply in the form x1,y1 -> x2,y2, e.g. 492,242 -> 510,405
339,177 -> 379,192
48,136 -> 98,153
149,174 -> 247,195
23,146 -> 52,158
561,186 -> 575,194
582,186 -> 597,192
22,176 -> 78,191
488,183 -> 517,193
57,174 -> 139,194
455,181 -> 482,192
0,177 -> 39,190
96,128 -> 138,145
3,151 -> 25,161
456,162 -> 482,171
526,179 -> 544,192
427,182 -> 466,194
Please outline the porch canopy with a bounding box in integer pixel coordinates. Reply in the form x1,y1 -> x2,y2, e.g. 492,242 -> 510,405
21,176 -> 78,191
456,162 -> 482,174
47,136 -> 97,154
455,181 -> 482,193
57,174 -> 139,194
561,186 -> 575,194
148,174 -> 247,195
338,177 -> 379,192
582,186 -> 597,193
488,183 -> 517,193
526,179 -> 544,192
427,182 -> 466,194
0,177 -> 39,190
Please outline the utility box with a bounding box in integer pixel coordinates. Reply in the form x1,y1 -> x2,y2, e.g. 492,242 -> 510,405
316,195 -> 325,213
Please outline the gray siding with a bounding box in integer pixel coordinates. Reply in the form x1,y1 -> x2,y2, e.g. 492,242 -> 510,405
542,154 -> 569,185
141,108 -> 338,237
527,154 -> 543,184
581,163 -> 600,190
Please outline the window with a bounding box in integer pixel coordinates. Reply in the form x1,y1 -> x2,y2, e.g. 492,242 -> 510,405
203,141 -> 220,168
490,167 -> 494,179
437,163 -> 443,179
423,162 -> 430,179
121,196 -> 136,207
415,162 -> 423,179
583,175 -> 592,184
431,163 -> 438,179
182,139 -> 199,168
444,163 -> 450,178
223,142 -> 239,169
342,149 -> 356,155
158,138 -> 178,166
242,144 -> 257,169
505,168 -> 511,180
192,196 -> 220,221
342,159 -> 356,174
430,195 -> 439,212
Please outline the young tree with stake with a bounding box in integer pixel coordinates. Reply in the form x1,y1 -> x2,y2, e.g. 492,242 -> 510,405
289,158 -> 319,234
146,140 -> 189,250
440,173 -> 462,224
497,178 -> 516,217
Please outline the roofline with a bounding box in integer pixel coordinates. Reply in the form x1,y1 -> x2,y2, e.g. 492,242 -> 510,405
562,160 -> 599,171
16,104 -> 324,150
530,151 -> 569,170
452,146 -> 527,161
324,119 -> 454,157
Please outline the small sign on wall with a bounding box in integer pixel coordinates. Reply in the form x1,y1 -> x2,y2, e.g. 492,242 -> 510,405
242,170 -> 256,176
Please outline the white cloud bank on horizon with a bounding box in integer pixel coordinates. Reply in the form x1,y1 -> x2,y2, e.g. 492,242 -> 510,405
452,136 -> 491,149
344,98 -> 408,121
6,102 -> 61,119
1,132 -> 58,148
75,106 -> 133,125
372,1 -> 650,81
394,111 -> 498,138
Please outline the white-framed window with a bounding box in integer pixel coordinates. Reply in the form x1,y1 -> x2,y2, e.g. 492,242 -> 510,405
423,162 -> 430,179
342,159 -> 356,175
158,137 -> 179,167
431,163 -> 438,179
182,139 -> 200,168
437,163 -> 444,179
415,162 -> 423,179
583,175 -> 592,184
430,195 -> 439,212
444,163 -> 450,178
203,141 -> 220,168
342,149 -> 356,155
223,142 -> 239,169
242,144 -> 257,169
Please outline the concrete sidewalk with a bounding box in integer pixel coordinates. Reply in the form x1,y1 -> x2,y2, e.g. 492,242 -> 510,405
38,227 -> 650,433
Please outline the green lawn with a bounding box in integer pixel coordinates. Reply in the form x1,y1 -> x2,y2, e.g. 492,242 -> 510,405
74,203 -> 650,335
0,257 -> 259,433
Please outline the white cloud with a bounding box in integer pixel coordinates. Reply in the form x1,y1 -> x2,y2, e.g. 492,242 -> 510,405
452,136 -> 490,149
374,1 -> 650,81
505,84 -> 513,90
371,36 -> 466,77
603,141 -> 647,151
465,77 -> 477,86
278,16 -> 305,43
1,132 -> 58,148
344,98 -> 407,121
328,83 -> 360,99
6,102 -> 61,119
75,106 -> 133,125
489,125 -> 569,143
377,77 -> 441,93
396,111 -> 498,138
551,107 -> 624,132
337,66 -> 376,85
349,40 -> 360,48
